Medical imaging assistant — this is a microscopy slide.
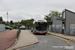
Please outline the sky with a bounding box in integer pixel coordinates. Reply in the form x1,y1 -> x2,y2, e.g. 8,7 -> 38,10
0,0 -> 75,22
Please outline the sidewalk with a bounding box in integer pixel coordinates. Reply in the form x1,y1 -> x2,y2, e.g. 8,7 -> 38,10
48,31 -> 75,43
7,30 -> 39,50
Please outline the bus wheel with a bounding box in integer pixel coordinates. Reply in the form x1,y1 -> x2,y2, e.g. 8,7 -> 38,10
43,34 -> 46,35
33,32 -> 36,35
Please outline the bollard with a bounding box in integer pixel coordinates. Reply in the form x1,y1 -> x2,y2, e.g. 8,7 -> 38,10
17,29 -> 21,38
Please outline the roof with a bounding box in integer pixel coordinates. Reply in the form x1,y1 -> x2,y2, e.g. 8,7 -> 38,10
63,9 -> 75,14
51,14 -> 65,20
33,20 -> 47,23
51,14 -> 61,18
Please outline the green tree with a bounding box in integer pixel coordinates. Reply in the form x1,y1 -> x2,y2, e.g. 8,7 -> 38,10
0,17 -> 3,21
20,18 -> 34,25
10,20 -> 13,25
44,10 -> 62,26
44,15 -> 51,21
5,21 -> 10,25
49,10 -> 62,17
44,10 -> 62,21
0,21 -> 3,24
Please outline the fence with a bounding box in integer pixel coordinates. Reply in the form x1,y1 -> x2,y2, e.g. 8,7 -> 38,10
70,24 -> 75,35
49,24 -> 62,33
49,27 -> 75,35
49,27 -> 62,33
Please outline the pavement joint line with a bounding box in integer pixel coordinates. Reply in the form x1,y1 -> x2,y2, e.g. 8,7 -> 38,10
48,32 -> 75,44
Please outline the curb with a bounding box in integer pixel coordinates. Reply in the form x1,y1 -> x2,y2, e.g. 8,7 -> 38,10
13,40 -> 39,50
7,38 -> 39,50
48,32 -> 75,44
15,33 -> 40,50
48,32 -> 71,40
6,39 -> 18,50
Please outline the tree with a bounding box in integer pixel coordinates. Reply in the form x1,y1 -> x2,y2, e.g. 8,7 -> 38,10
0,21 -> 3,24
5,21 -> 10,25
44,10 -> 62,21
10,20 -> 13,25
20,18 -> 34,26
0,17 -> 3,24
0,17 -> 3,21
49,10 -> 62,17
44,10 -> 62,26
44,15 -> 51,21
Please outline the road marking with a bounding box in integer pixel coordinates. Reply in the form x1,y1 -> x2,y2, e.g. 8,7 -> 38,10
39,40 -> 48,44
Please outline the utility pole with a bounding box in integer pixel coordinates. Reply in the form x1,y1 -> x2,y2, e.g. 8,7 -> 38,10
7,12 -> 8,23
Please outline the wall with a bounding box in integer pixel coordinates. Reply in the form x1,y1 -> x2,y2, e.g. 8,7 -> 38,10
0,24 -> 5,31
65,10 -> 75,35
50,14 -> 62,33
64,9 -> 75,35
52,15 -> 62,27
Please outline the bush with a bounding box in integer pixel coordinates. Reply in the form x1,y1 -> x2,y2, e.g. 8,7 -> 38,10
12,25 -> 17,29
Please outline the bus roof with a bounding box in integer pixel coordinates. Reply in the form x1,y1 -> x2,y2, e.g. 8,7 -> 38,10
33,20 -> 47,23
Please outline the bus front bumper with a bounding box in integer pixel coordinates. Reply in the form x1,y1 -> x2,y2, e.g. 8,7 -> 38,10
34,31 -> 47,34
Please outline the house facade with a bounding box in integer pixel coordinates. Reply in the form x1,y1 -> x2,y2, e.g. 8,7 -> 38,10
49,14 -> 62,33
62,9 -> 75,35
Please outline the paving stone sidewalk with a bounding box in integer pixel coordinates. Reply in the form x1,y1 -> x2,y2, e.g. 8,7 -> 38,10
48,31 -> 75,43
7,30 -> 39,50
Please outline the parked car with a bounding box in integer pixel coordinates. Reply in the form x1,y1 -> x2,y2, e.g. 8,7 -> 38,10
20,25 -> 25,29
5,26 -> 12,30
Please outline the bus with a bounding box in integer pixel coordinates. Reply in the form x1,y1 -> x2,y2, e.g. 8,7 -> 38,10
32,20 -> 48,35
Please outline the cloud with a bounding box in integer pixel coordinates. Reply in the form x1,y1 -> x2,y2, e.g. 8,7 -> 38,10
0,0 -> 75,22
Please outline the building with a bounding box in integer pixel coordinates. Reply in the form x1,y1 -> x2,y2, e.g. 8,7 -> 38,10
55,9 -> 75,35
0,17 -> 5,31
49,14 -> 62,33
49,9 -> 75,35
62,9 -> 75,35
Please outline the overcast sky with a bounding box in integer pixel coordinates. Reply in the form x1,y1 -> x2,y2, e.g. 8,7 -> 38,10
0,0 -> 75,22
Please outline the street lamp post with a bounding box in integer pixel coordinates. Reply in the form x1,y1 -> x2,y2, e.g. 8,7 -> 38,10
7,12 -> 8,23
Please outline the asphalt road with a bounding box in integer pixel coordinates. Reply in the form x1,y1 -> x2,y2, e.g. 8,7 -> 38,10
20,31 -> 75,50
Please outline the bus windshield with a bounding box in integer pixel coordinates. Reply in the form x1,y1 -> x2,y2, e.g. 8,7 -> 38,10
35,22 -> 47,31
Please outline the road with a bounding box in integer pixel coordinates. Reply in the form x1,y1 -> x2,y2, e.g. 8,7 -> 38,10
20,31 -> 75,50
